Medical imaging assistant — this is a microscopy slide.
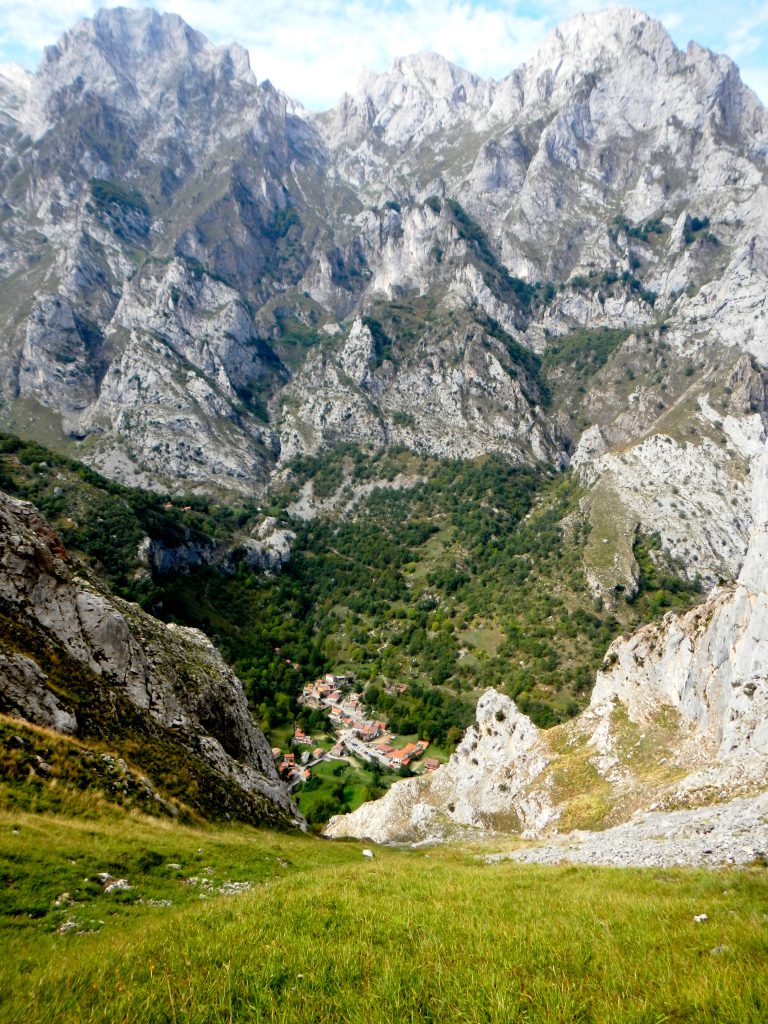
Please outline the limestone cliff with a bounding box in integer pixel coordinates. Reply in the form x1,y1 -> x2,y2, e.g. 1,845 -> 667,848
1,5 -> 767,547
0,488 -> 301,827
326,441 -> 768,846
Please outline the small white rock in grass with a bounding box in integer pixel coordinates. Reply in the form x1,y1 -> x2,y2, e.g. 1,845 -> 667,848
218,881 -> 253,896
104,878 -> 132,894
362,849 -> 374,859
693,913 -> 708,923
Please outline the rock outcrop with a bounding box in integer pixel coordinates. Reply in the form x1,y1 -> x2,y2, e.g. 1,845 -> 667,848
143,516 -> 295,575
0,5 -> 767,549
278,315 -> 561,466
326,441 -> 768,853
325,690 -> 554,843
0,488 -> 301,827
587,438 -> 768,782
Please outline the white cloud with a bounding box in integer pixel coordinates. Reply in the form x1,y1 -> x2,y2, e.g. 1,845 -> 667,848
723,1 -> 768,59
154,1 -> 553,108
742,65 -> 768,100
0,1 -> 767,108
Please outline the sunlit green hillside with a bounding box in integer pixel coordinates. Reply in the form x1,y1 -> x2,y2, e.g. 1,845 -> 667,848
1,803 -> 766,1024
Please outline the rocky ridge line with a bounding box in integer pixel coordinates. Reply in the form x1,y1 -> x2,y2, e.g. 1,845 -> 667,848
1,5 -> 767,528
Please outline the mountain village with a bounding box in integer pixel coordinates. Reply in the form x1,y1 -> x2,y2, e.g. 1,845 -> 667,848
273,674 -> 439,786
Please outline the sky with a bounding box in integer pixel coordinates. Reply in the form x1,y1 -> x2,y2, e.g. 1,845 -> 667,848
0,0 -> 767,110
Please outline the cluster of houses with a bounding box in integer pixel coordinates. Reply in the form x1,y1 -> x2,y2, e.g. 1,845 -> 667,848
272,742 -> 326,786
285,672 -> 438,774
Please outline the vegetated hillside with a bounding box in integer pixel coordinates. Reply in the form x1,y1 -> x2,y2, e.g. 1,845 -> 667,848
0,433 -> 702,751
0,802 -> 767,1024
327,436 -> 768,845
0,433 -> 703,841
0,10 -> 765,786
262,447 -> 701,731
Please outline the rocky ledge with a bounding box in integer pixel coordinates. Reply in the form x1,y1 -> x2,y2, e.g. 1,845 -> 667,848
487,793 -> 768,869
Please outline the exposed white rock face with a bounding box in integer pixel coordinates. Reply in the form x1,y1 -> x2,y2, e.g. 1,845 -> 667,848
739,438 -> 768,590
493,792 -> 768,868
0,7 -> 303,494
1,4 -> 768,517
285,470 -> 426,522
590,440 -> 768,764
336,318 -> 376,388
278,316 -> 561,466
140,514 -> 295,575
242,517 -> 296,571
570,425 -> 607,469
322,51 -> 492,181
579,432 -> 754,594
23,7 -> 261,147
0,490 -> 300,824
326,442 -> 768,850
325,690 -> 554,842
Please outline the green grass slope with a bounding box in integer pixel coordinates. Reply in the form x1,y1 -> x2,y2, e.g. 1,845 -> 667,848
1,805 -> 767,1024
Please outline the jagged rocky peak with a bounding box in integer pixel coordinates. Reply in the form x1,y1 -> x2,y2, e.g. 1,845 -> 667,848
526,7 -> 675,84
324,5 -> 758,154
23,6 -> 270,143
325,688 -> 553,843
324,50 -> 491,146
329,7 -> 680,142
41,6 -> 254,94
518,5 -> 765,139
1,3 -> 767,505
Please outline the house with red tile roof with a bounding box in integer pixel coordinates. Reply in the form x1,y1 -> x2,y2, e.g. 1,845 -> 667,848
355,721 -> 382,741
390,742 -> 419,765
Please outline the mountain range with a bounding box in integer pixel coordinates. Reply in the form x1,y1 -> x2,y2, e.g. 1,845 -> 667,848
0,5 -> 767,847
0,10 -> 765,572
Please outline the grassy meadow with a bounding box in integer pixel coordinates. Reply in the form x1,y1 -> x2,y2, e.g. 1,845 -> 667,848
2,803 -> 767,1024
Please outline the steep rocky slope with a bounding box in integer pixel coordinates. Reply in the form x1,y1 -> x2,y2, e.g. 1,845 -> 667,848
0,6 -> 766,546
325,441 -> 768,853
0,487 -> 301,827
